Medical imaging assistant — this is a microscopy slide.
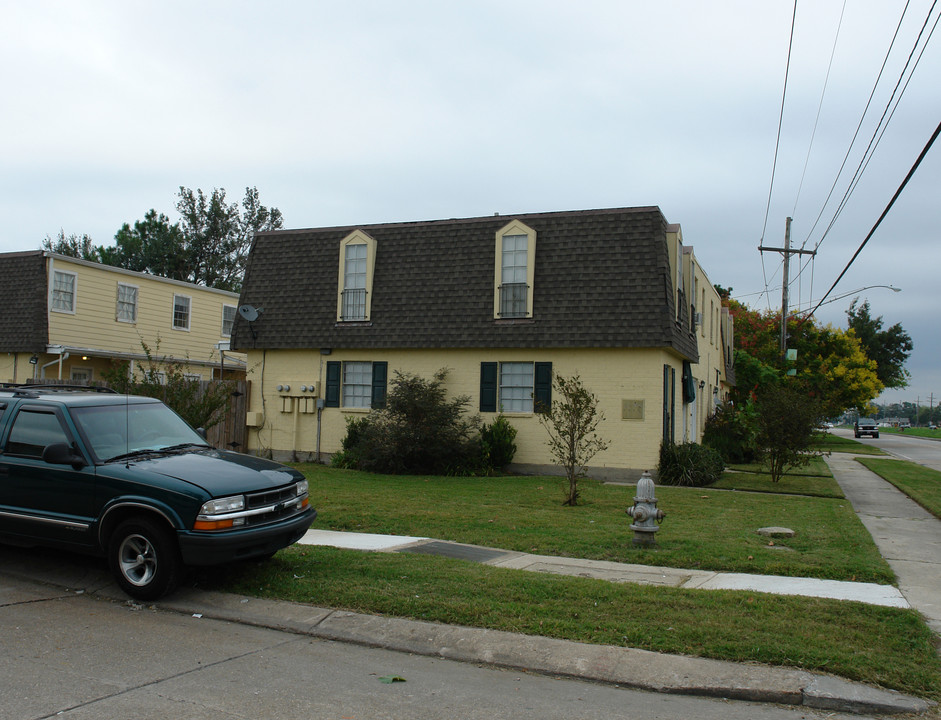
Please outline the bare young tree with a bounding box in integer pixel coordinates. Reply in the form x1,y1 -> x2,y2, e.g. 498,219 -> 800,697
538,373 -> 609,506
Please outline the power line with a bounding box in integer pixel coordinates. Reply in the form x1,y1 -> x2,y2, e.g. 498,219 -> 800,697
800,117 -> 941,324
758,0 -> 799,246
797,1 -> 912,251
812,0 -> 939,250
793,0 -> 847,225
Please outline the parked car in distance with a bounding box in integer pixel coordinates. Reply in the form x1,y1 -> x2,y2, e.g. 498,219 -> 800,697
854,418 -> 880,439
0,385 -> 316,600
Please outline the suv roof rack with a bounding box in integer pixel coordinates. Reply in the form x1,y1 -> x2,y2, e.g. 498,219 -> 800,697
0,383 -> 117,394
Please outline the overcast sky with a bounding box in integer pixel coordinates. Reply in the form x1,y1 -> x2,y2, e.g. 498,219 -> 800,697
2,1 -> 938,410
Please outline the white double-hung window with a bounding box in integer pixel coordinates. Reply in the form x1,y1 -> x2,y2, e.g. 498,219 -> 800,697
493,220 -> 536,319
336,230 -> 377,322
342,244 -> 367,320
172,294 -> 191,330
342,361 -> 373,408
51,270 -> 76,313
500,235 -> 528,318
499,362 -> 535,413
116,283 -> 138,322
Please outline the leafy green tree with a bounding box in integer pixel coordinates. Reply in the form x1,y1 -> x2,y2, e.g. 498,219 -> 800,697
40,186 -> 282,292
846,299 -> 913,389
176,186 -> 283,291
538,373 -> 609,506
729,300 -> 882,415
41,230 -> 103,261
754,384 -> 823,483
110,210 -> 189,279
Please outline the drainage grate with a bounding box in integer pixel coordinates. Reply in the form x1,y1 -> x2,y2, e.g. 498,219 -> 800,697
399,541 -> 509,563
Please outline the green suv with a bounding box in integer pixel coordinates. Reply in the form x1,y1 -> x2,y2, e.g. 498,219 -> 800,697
0,385 -> 316,600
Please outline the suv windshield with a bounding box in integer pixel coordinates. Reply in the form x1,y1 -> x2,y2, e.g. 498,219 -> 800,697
70,402 -> 206,462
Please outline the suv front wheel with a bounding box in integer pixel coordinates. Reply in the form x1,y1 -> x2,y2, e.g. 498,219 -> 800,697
108,517 -> 181,600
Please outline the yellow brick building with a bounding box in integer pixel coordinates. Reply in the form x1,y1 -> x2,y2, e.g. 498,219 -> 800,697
232,207 -> 733,478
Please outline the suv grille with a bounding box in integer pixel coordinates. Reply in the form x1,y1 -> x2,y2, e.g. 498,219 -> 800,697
244,485 -> 306,526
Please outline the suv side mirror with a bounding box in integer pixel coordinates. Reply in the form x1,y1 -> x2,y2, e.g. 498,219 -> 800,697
42,442 -> 88,470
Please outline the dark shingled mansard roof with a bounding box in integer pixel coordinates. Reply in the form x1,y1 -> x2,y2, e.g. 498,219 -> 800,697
232,206 -> 699,361
0,251 -> 49,353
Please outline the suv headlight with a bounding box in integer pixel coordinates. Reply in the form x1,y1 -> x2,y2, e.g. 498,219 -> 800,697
194,495 -> 245,531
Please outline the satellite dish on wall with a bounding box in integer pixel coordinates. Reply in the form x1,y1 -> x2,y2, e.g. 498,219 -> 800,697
238,305 -> 262,322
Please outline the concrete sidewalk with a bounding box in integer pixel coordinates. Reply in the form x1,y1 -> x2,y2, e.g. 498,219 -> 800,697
824,453 -> 941,635
298,529 -> 910,608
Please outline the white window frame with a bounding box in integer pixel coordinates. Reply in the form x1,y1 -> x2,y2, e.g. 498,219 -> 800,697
222,304 -> 237,337
336,230 -> 377,322
116,282 -> 138,323
51,269 -> 77,314
342,361 -> 373,408
493,221 -> 536,319
499,361 -> 535,413
172,294 -> 191,331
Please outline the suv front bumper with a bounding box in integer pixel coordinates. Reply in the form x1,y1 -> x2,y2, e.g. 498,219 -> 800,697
178,507 -> 316,565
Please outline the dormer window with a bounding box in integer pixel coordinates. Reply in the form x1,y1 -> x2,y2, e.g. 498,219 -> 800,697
494,221 -> 536,319
337,230 -> 377,322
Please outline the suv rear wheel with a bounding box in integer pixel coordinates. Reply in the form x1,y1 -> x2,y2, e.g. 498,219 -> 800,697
108,517 -> 181,600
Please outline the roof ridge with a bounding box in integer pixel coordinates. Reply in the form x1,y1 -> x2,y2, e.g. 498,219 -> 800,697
254,206 -> 664,237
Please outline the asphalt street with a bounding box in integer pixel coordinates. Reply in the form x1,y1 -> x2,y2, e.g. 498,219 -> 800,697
0,572 -> 897,720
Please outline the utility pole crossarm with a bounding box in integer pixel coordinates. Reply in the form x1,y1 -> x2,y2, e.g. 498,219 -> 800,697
758,246 -> 817,256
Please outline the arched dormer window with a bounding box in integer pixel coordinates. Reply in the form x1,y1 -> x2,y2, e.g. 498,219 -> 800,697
493,220 -> 536,319
336,230 -> 377,322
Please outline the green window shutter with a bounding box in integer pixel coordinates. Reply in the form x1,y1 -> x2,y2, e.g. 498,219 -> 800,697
325,361 -> 341,408
371,361 -> 388,409
480,362 -> 497,412
534,362 -> 552,413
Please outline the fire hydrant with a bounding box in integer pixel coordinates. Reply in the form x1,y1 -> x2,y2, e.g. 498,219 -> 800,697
626,470 -> 665,546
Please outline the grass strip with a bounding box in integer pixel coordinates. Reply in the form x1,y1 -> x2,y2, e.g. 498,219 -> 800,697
812,434 -> 886,455
727,455 -> 833,478
194,546 -> 941,700
856,457 -> 941,520
301,465 -> 893,584
711,471 -> 843,498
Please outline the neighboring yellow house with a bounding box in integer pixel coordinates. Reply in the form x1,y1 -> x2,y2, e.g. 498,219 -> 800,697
231,207 -> 733,479
0,251 -> 245,385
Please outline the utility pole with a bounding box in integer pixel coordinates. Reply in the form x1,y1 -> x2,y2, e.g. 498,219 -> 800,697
759,217 -> 816,357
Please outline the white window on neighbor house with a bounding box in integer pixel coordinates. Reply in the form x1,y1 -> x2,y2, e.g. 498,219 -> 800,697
499,362 -> 535,413
71,367 -> 92,383
116,283 -> 138,322
222,305 -> 237,336
51,270 -> 77,313
172,294 -> 191,331
342,361 -> 372,408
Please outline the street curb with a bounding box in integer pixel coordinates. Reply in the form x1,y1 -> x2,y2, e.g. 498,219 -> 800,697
155,586 -> 933,716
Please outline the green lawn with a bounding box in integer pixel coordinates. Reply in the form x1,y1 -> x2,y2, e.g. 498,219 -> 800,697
190,462 -> 941,699
300,464 -> 890,583
857,457 -> 941,519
